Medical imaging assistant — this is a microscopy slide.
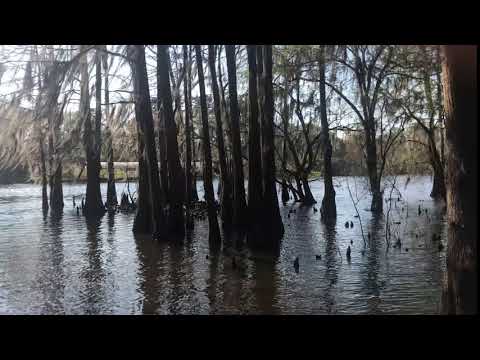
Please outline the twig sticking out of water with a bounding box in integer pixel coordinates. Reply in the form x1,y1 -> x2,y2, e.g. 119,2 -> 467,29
345,177 -> 367,248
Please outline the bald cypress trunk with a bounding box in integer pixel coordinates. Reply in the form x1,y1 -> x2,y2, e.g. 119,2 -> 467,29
441,45 -> 477,314
281,71 -> 290,205
157,46 -> 169,206
104,48 -> 117,209
39,132 -> 49,213
195,45 -> 221,245
158,45 -> 185,236
225,45 -> 247,227
46,63 -> 64,213
260,45 -> 284,246
318,45 -> 336,221
80,45 -> 105,217
183,45 -> 194,229
129,45 -> 166,238
246,45 -> 264,240
208,45 -> 232,228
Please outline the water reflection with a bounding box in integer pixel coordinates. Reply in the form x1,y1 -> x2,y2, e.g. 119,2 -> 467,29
80,216 -> 106,314
36,212 -> 65,314
0,177 -> 448,314
322,219 -> 338,314
135,235 -> 164,314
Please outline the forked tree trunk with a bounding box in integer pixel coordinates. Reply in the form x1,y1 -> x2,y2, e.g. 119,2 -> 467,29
195,45 -> 221,245
158,45 -> 185,236
225,45 -> 247,227
441,45 -> 477,315
208,45 -> 232,228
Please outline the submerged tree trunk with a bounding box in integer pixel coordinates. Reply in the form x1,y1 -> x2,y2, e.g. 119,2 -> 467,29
441,45 -> 477,315
183,45 -> 194,229
195,45 -> 221,245
158,45 -> 185,236
104,47 -> 117,209
46,63 -> 64,213
157,46 -> 169,206
225,45 -> 247,227
208,45 -> 232,228
129,45 -> 166,238
318,46 -> 336,221
81,46 -> 105,217
39,132 -> 49,213
260,45 -> 284,246
246,45 -> 264,240
365,127 -> 383,213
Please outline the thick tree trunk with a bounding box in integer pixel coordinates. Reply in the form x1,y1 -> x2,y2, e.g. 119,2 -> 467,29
183,45 -> 194,229
246,45 -> 264,240
44,62 -> 64,213
157,46 -> 169,205
208,45 -> 233,228
129,45 -> 166,238
104,48 -> 117,209
195,45 -> 221,245
318,46 -> 336,220
440,45 -> 477,315
81,45 -> 104,217
133,124 -> 152,234
225,45 -> 247,227
256,46 -> 265,170
158,45 -> 185,236
260,45 -> 284,245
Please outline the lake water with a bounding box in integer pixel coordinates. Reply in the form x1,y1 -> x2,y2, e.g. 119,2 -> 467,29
0,175 -> 447,314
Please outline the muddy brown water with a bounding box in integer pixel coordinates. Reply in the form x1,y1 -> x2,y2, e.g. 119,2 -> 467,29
0,176 -> 446,314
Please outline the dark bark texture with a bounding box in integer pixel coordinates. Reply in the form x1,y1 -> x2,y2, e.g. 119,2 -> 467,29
129,45 -> 166,238
81,46 -> 104,217
318,46 -> 336,221
260,45 -> 284,246
246,45 -> 264,240
208,45 -> 233,229
441,45 -> 477,314
225,45 -> 247,227
158,45 -> 185,236
183,45 -> 194,229
195,45 -> 221,244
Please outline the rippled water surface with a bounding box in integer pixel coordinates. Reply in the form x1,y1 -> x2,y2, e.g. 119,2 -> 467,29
0,176 -> 447,314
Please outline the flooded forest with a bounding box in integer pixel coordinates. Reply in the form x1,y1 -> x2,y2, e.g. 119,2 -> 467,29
0,45 -> 476,315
